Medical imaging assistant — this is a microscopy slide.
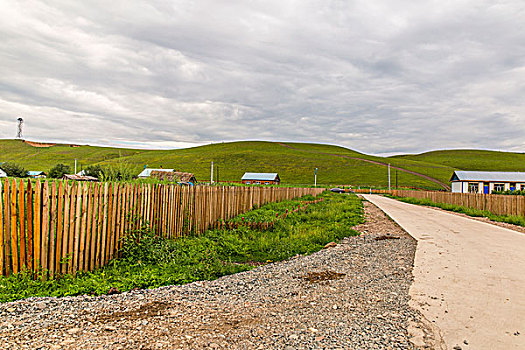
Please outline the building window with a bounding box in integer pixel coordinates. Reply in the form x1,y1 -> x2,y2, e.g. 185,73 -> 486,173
245,181 -> 251,184
520,183 -> 525,190
255,181 -> 261,184
265,182 -> 270,185
493,183 -> 505,192
468,183 -> 479,193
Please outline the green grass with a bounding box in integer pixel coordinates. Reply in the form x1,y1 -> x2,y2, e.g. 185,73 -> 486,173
0,139 -> 452,189
389,195 -> 525,227
0,192 -> 363,303
391,149 -> 525,173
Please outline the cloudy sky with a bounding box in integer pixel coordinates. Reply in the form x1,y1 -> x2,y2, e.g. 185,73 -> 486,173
0,0 -> 524,155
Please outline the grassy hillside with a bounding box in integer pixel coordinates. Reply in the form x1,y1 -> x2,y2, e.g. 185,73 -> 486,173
392,149 -> 525,173
0,139 -> 453,189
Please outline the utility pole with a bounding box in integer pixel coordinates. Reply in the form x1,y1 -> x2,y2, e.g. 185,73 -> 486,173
216,166 -> 219,184
314,168 -> 317,187
210,161 -> 214,184
388,163 -> 392,191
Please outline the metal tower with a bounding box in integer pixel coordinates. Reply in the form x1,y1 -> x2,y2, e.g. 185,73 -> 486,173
16,118 -> 23,139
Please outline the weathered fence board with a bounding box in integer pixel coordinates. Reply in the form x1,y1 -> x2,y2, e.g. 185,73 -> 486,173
392,190 -> 525,218
0,180 -> 323,276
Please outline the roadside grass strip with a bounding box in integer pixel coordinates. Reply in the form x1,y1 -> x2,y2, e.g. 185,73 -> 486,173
0,192 -> 363,303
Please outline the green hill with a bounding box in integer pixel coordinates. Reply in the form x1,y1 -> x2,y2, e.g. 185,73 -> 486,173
0,139 -> 457,189
392,149 -> 525,173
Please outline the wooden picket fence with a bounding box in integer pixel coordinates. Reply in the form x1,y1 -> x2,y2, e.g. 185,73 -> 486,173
392,190 -> 525,217
0,179 -> 323,277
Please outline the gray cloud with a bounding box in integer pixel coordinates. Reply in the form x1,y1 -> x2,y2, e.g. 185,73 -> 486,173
0,0 -> 524,154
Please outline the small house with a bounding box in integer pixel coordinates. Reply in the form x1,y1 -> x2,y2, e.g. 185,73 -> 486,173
450,171 -> 525,194
27,171 -> 47,179
0,168 -> 6,178
137,168 -> 174,179
241,172 -> 280,185
150,170 -> 197,185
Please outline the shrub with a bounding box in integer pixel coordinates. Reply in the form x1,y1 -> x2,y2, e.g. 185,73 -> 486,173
1,162 -> 28,178
83,165 -> 104,179
49,163 -> 72,178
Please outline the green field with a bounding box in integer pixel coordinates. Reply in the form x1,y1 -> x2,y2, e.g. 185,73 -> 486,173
391,149 -> 525,173
2,139 -> 524,190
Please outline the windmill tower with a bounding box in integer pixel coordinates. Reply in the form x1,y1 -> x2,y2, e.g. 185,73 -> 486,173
16,118 -> 23,139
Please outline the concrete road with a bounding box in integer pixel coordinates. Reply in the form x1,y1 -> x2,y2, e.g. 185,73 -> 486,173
363,194 -> 525,350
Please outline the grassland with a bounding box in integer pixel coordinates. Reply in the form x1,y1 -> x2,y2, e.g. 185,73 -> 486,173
392,149 -> 525,173
0,139 -> 451,189
3,139 -> 524,190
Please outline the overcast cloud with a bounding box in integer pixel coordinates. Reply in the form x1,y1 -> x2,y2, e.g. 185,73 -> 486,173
0,0 -> 524,155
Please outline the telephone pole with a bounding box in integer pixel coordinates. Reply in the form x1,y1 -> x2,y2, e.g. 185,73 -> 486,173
210,161 -> 214,184
388,163 -> 392,191
314,168 -> 317,187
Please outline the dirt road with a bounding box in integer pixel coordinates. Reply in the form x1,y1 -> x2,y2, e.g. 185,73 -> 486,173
363,194 -> 525,350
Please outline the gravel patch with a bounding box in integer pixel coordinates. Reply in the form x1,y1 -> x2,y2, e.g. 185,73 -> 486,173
0,200 -> 436,349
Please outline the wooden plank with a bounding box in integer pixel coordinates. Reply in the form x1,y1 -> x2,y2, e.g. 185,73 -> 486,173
0,180 -> 4,275
55,181 -> 64,273
84,183 -> 93,271
67,182 -> 77,274
48,181 -> 57,277
3,179 -> 12,276
40,181 -> 50,276
111,183 -> 119,259
61,182 -> 70,274
10,180 -> 18,275
18,180 -> 26,271
96,183 -> 105,269
108,183 -> 118,261
72,182 -> 82,274
89,183 -> 99,271
32,180 -> 41,273
78,183 -> 89,272
101,183 -> 110,266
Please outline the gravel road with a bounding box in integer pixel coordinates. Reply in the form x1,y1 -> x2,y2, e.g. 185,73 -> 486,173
0,200 -> 435,349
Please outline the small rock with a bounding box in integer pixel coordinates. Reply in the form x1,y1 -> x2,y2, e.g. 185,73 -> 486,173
6,307 -> 15,313
308,327 -> 319,333
324,242 -> 337,248
105,325 -> 117,331
67,328 -> 81,335
315,336 -> 325,341
209,343 -> 220,349
463,339 -> 469,345
453,346 -> 462,350
289,334 -> 299,340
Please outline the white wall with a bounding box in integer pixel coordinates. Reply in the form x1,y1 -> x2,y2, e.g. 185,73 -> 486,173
451,182 -> 463,193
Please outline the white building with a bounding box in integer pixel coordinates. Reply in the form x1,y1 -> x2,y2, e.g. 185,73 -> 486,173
450,171 -> 525,194
0,168 -> 6,178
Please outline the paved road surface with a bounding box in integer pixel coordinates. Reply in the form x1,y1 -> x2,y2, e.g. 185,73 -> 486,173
363,194 -> 525,350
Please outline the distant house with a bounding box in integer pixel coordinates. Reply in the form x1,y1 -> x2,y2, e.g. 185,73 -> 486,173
137,168 -> 174,179
0,168 -> 6,178
27,171 -> 47,179
241,172 -> 280,185
150,170 -> 197,184
62,174 -> 99,182
450,171 -> 525,194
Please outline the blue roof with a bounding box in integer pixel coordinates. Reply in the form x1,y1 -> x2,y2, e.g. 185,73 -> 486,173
241,172 -> 279,181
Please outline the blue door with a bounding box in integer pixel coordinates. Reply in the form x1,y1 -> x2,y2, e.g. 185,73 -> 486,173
484,185 -> 489,194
